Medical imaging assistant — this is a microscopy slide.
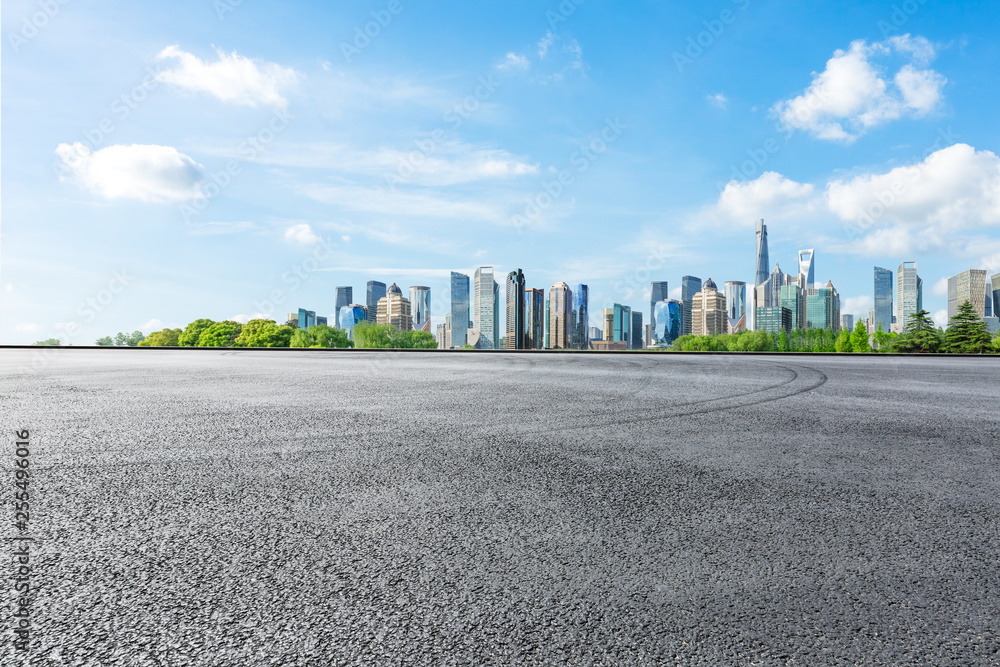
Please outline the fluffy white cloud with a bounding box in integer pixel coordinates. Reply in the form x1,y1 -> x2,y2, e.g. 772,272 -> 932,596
706,93 -> 728,109
141,319 -> 164,331
56,143 -> 204,202
155,45 -> 299,108
716,171 -> 815,223
498,52 -> 529,70
933,309 -> 949,328
772,35 -> 946,142
284,223 -> 320,245
229,313 -> 271,324
931,276 -> 950,297
842,295 -> 873,317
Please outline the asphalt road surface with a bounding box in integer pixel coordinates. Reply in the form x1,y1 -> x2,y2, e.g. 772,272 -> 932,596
1,349 -> 998,666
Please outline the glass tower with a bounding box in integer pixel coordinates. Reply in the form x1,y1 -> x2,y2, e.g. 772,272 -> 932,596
366,281 -> 386,324
450,271 -> 470,348
896,261 -> 920,331
752,219 -> 769,330
652,300 -> 683,346
612,303 -> 631,344
525,288 -> 544,349
505,270 -> 525,349
409,286 -> 431,332
681,276 -> 702,336
338,305 -> 367,341
334,286 -> 352,329
572,284 -> 589,350
724,281 -> 746,332
473,267 -> 499,349
630,310 -> 643,350
873,267 -> 893,334
992,274 -> 1000,320
650,281 -> 669,332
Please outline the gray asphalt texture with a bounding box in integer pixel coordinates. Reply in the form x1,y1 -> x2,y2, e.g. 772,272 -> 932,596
1,350 -> 999,666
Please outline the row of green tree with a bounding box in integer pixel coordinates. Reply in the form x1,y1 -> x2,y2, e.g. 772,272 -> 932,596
668,305 -> 999,354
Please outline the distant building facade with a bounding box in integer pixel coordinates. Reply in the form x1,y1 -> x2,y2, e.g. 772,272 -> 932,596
691,279 -> 727,336
339,305 -> 367,341
652,299 -> 683,346
873,266 -> 893,334
572,284 -> 589,350
895,261 -> 922,333
334,286 -> 353,329
755,306 -> 792,336
410,286 -> 431,332
473,267 -> 499,349
947,269 -> 988,320
366,281 -> 386,324
547,282 -> 572,349
525,288 -> 545,350
450,271 -> 470,347
630,310 -> 643,350
377,283 -> 413,331
681,276 -> 702,336
725,280 -> 746,333
505,269 -> 525,350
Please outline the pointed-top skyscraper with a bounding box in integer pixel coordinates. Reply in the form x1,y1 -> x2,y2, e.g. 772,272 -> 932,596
798,249 -> 815,289
752,219 -> 769,330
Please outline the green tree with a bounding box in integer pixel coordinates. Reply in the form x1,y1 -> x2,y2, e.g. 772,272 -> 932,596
289,324 -> 353,348
942,300 -> 993,354
285,318 -> 300,329
34,338 -> 61,346
352,322 -> 393,348
113,331 -> 145,346
234,319 -> 297,347
179,319 -> 216,346
96,336 -> 114,346
891,309 -> 942,353
849,321 -> 872,353
835,328 -> 852,353
871,323 -> 895,352
138,328 -> 182,347
197,321 -> 243,347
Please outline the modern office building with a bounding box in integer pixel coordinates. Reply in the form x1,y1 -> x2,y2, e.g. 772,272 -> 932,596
779,284 -> 805,331
691,279 -> 727,336
807,281 -> 841,331
631,311 -> 643,350
316,316 -> 328,327
650,281 -> 669,334
472,267 -> 499,349
588,326 -> 603,341
724,281 -> 746,333
755,306 -> 792,336
895,261 -> 921,332
947,269 -> 989,320
450,271 -> 470,348
436,322 -> 446,349
366,281 -> 386,324
334,286 -> 353,329
752,219 -> 769,330
296,308 -> 316,330
525,288 -> 545,350
798,249 -> 816,290
681,276 -> 702,336
652,299 -> 683,346
547,282 -> 572,349
409,286 -> 431,333
603,308 -> 614,341
376,283 -> 413,331
572,284 -> 589,350
841,314 -> 854,332
873,266 -> 893,334
504,269 -> 525,350
992,274 -> 1000,320
338,305 -> 367,341
612,303 -> 631,345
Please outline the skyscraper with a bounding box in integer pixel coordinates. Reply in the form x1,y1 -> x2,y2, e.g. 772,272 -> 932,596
525,288 -> 545,349
807,281 -> 841,331
603,308 -> 614,341
873,267 -> 893,334
630,310 -> 643,350
752,219 -> 769,330
334,286 -> 353,329
377,283 -> 413,331
504,270 -> 525,350
779,284 -> 805,331
992,274 -> 1000,320
409,286 -> 431,332
473,267 -> 499,349
650,281 -> 669,333
547,282 -> 572,349
895,261 -> 921,333
841,314 -> 854,332
338,305 -> 367,341
297,308 -> 316,329
681,276 -> 702,336
450,271 -> 470,348
798,249 -> 816,289
366,281 -> 386,324
572,284 -> 589,350
652,300 -> 683,346
756,307 -> 792,336
947,269 -> 988,320
724,281 -> 746,332
691,278 -> 727,336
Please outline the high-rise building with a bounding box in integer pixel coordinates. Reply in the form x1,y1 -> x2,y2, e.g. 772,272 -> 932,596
588,326 -> 602,342
525,288 -> 545,349
992,274 -> 1000,320
450,271 -> 470,348
612,303 -> 631,345
630,311 -> 643,350
339,305 -> 367,341
572,284 -> 589,350
873,267 -> 893,334
547,282 -> 572,349
650,281 -> 669,334
691,279 -> 727,336
798,249 -> 816,289
841,314 -> 854,332
681,276 -> 702,336
752,219 -> 769,331
603,308 -> 614,341
316,316 -> 328,327
366,281 -> 386,324
947,269 -> 989,320
779,284 -> 805,331
807,281 -> 841,331
377,283 -> 413,331
472,267 -> 499,349
436,322 -> 446,349
504,270 -> 525,350
334,286 -> 353,329
755,306 -> 792,336
297,308 -> 316,329
652,299 -> 683,346
724,281 -> 746,333
409,286 -> 431,333
895,261 -> 921,333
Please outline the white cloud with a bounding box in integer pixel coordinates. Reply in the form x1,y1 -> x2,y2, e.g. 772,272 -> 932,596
538,32 -> 554,58
4,284 -> 13,293
229,313 -> 271,324
15,323 -> 39,333
933,309 -> 949,328
341,235 -> 351,242
772,35 -> 946,142
717,171 -> 816,223
931,276 -> 950,297
284,223 -> 320,245
706,93 -> 728,109
842,295 -> 873,317
56,143 -> 204,202
142,319 -> 164,331
155,45 -> 299,108
498,52 -> 529,71
669,286 -> 682,300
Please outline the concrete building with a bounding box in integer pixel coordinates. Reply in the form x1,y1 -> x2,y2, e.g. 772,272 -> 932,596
450,271 -> 470,348
724,281 -> 746,333
691,279 -> 727,336
525,288 -> 545,350
409,286 -> 431,333
334,286 -> 353,329
504,270 -> 525,350
591,340 -> 628,351
947,269 -> 989,320
993,274 -> 1000,320
895,261 -> 922,333
603,308 -> 614,342
588,326 -> 603,341
376,283 -> 413,331
547,282 -> 572,349
873,267 -> 893,334
366,281 -> 386,324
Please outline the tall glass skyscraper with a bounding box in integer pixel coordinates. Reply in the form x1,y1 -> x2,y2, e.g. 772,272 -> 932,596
681,276 -> 702,336
504,270 -> 525,349
338,305 -> 367,341
652,300 -> 682,346
612,303 -> 631,344
409,286 -> 431,332
896,261 -> 920,332
473,267 -> 499,349
992,274 -> 1000,320
450,272 -> 470,348
724,281 -> 746,332
779,284 -> 804,331
650,281 -> 669,332
630,311 -> 643,350
572,284 -> 589,350
797,249 -> 815,289
873,267 -> 893,333
547,282 -> 572,349
366,281 -> 386,324
334,286 -> 352,329
525,287 -> 544,349
752,219 -> 769,330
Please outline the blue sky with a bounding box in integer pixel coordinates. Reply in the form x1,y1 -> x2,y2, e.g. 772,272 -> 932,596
3,0 -> 1000,344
